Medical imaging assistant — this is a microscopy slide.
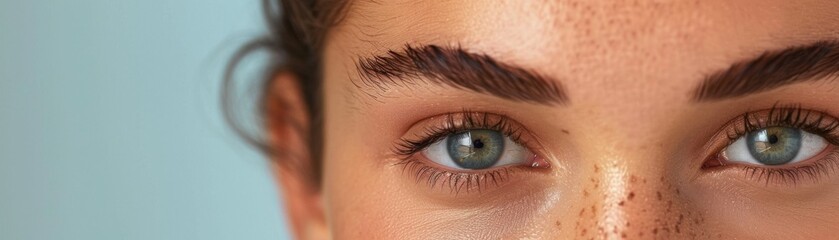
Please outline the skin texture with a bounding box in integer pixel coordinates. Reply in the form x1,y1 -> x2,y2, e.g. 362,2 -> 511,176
269,0 -> 839,239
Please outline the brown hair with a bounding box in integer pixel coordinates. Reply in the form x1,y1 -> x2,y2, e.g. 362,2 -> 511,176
223,0 -> 349,186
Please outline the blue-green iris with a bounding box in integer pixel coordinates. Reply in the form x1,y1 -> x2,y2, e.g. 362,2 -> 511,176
446,130 -> 504,169
747,127 -> 802,165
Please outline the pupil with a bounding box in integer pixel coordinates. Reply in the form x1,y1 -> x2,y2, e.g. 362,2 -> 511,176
768,134 -> 779,144
473,139 -> 484,148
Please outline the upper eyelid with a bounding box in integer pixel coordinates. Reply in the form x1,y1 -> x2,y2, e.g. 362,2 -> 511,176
698,106 -> 839,165
725,107 -> 839,144
393,111 -> 539,158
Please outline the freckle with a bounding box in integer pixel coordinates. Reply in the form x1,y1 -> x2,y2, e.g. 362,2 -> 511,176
594,164 -> 600,173
579,208 -> 586,217
660,176 -> 665,182
676,188 -> 681,195
656,191 -> 662,200
628,192 -> 635,200
618,201 -> 625,206
590,205 -> 596,215
639,232 -> 644,237
562,129 -> 570,134
583,189 -> 589,197
581,228 -> 587,236
642,178 -> 647,183
621,232 -> 627,238
652,228 -> 658,235
555,221 -> 562,229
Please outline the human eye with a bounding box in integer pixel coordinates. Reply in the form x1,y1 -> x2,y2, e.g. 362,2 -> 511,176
706,105 -> 839,185
723,127 -> 827,166
393,111 -> 549,193
423,129 -> 535,170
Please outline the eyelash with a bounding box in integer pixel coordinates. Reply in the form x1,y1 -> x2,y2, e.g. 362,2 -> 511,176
396,105 -> 839,191
392,111 -> 534,193
712,104 -> 839,185
727,104 -> 839,143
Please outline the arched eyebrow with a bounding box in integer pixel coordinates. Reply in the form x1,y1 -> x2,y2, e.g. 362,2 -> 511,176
353,44 -> 568,105
693,41 -> 839,102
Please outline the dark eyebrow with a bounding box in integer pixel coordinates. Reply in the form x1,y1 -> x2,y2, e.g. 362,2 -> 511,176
693,41 -> 839,102
353,44 -> 568,105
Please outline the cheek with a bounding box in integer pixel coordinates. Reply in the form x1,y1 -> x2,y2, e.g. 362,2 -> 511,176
323,152 -> 566,238
692,173 -> 839,239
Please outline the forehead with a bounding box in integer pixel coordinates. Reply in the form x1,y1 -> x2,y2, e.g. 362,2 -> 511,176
325,0 -> 839,104
335,0 -> 839,46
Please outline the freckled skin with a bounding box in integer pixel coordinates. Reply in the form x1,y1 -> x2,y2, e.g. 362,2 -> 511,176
271,0 -> 839,239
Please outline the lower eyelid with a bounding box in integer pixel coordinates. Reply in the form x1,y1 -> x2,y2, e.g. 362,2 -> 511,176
740,149 -> 839,185
709,143 -> 839,186
395,158 -> 523,194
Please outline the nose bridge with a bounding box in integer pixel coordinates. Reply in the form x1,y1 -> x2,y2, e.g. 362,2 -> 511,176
568,153 -> 708,239
570,161 -> 630,239
549,93 -> 712,238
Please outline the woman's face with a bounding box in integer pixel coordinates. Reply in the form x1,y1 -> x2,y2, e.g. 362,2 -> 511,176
298,0 -> 839,238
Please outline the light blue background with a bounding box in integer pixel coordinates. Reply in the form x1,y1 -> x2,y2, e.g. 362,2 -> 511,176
0,1 -> 291,239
